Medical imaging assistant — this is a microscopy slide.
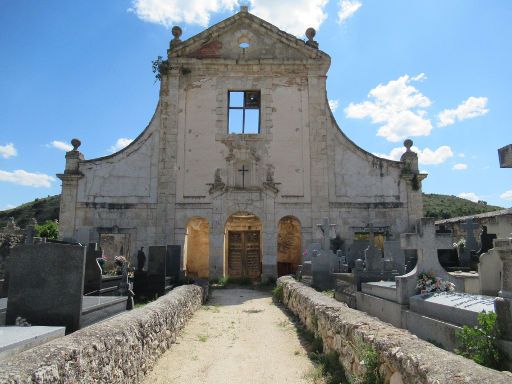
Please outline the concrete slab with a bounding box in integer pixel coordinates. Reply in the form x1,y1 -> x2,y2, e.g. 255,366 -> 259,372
0,326 -> 65,361
361,281 -> 397,302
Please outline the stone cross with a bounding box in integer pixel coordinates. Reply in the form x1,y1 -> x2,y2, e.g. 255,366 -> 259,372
316,217 -> 337,251
396,218 -> 461,304
238,165 -> 249,188
459,219 -> 480,267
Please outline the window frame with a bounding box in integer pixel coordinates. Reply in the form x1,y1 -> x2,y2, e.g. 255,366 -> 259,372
227,90 -> 261,134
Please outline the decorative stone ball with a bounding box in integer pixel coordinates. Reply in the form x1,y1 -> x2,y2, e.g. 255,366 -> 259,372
305,27 -> 316,41
172,26 -> 183,39
404,139 -> 413,151
71,138 -> 81,151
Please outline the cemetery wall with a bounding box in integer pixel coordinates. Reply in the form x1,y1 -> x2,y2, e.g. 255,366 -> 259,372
0,285 -> 203,383
278,276 -> 512,384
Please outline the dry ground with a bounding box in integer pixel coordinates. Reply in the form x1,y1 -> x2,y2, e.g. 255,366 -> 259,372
143,287 -> 321,384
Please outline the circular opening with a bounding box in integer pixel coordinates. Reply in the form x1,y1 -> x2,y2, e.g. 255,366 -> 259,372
239,41 -> 250,49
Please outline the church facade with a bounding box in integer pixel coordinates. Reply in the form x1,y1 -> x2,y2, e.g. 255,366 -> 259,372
58,7 -> 425,280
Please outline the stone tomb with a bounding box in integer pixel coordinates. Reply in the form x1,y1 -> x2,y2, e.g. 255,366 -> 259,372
6,243 -> 86,333
479,247 -> 503,296
6,243 -> 127,334
410,291 -> 495,327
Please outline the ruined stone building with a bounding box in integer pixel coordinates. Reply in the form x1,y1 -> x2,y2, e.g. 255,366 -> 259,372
58,7 -> 425,280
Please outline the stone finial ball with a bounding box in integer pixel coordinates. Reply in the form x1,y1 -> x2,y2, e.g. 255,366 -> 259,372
305,27 -> 316,40
172,26 -> 182,39
404,139 -> 413,150
71,138 -> 81,151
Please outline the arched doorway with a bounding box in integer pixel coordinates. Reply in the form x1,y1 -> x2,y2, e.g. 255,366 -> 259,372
277,216 -> 302,276
224,212 -> 262,279
184,217 -> 210,278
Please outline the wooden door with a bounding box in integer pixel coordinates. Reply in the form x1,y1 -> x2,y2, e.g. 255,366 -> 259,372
228,231 -> 261,279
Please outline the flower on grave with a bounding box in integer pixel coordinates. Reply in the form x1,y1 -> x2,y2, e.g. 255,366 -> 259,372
416,272 -> 455,294
115,255 -> 127,266
453,238 -> 466,249
303,250 -> 308,258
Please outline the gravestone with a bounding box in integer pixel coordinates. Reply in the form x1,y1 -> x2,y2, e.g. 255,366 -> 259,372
459,219 -> 479,268
383,240 -> 406,274
84,243 -> 102,295
478,248 -> 502,296
478,226 -> 497,255
410,291 -> 495,327
6,243 -> 86,333
24,219 -> 37,245
493,236 -> 512,340
166,245 -> 181,282
148,246 -> 166,275
364,244 -> 382,272
396,218 -> 463,304
346,240 -> 370,268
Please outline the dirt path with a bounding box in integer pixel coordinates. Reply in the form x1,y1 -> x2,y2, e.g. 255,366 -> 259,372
144,288 -> 319,384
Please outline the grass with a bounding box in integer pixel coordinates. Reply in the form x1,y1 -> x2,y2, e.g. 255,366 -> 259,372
272,284 -> 284,303
197,334 -> 209,342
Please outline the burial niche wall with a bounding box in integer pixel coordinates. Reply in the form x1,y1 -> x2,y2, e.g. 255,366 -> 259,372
184,217 -> 210,278
277,216 -> 302,277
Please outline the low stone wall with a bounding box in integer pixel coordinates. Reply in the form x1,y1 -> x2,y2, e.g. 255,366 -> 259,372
278,276 -> 512,384
0,285 -> 203,383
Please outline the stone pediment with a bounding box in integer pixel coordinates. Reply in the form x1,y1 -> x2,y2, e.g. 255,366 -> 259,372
168,9 -> 330,64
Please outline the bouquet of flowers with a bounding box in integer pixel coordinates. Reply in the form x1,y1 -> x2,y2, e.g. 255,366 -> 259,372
416,272 -> 455,294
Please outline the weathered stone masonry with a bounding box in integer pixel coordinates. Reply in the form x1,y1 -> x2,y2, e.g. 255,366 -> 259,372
278,276 -> 512,384
0,285 -> 203,383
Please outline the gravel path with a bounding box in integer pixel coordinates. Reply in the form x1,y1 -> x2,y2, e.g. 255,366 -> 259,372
143,287 -> 319,384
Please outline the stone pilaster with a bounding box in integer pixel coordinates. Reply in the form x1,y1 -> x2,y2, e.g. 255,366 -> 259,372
56,139 -> 84,242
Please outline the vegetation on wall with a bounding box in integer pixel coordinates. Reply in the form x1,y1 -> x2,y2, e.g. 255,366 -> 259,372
35,220 -> 59,240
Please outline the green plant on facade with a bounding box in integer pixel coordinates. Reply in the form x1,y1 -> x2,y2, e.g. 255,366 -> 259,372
35,219 -> 58,240
151,56 -> 168,82
455,311 -> 504,369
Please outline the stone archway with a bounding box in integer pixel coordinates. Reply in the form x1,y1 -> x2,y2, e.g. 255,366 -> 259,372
184,217 -> 210,278
277,216 -> 302,277
224,212 -> 262,279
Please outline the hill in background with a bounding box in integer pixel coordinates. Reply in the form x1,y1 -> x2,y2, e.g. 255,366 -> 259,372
422,193 -> 503,220
0,195 -> 60,229
0,193 -> 505,228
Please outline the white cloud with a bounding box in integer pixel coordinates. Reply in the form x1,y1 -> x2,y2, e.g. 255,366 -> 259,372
48,140 -> 73,152
0,170 -> 54,188
329,99 -> 339,112
1,204 -> 15,211
129,0 -> 329,36
109,138 -> 134,153
338,0 -> 362,25
437,96 -> 489,127
452,163 -> 467,170
250,0 -> 328,36
374,145 -> 453,165
458,152 -> 465,158
500,190 -> 512,201
0,143 -> 17,159
129,0 -> 238,28
345,74 -> 433,142
458,192 -> 480,203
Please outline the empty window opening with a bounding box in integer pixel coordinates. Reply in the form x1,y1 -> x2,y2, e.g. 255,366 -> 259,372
228,90 -> 260,134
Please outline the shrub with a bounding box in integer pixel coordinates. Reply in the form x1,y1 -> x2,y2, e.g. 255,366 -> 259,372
272,284 -> 284,303
455,311 -> 504,369
35,220 -> 58,240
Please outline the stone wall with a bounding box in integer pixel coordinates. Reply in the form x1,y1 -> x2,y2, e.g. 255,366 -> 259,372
0,285 -> 203,383
278,276 -> 512,384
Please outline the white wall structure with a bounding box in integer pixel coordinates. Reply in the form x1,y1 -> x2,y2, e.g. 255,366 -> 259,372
58,8 -> 425,280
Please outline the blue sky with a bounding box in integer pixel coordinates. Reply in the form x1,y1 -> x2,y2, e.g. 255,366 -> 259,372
0,0 -> 511,210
